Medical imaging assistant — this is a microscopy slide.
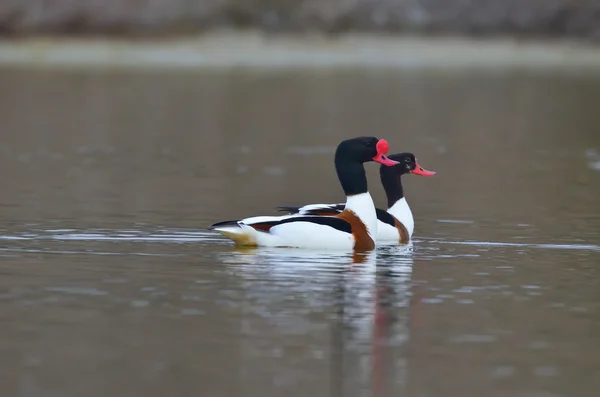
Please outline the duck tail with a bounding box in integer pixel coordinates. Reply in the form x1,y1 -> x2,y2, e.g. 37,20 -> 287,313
208,220 -> 257,246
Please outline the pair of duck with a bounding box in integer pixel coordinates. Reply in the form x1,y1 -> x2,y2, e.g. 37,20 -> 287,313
209,136 -> 435,251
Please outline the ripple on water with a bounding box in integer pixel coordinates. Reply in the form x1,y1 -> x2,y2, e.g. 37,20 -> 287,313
44,287 -> 108,296
421,298 -> 444,304
181,308 -> 205,316
423,238 -> 600,251
1,229 -> 598,261
0,228 -> 217,244
457,299 -> 475,304
130,300 -> 150,308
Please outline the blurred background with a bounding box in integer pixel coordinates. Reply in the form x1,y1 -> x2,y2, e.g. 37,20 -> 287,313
1,0 -> 600,39
1,2 -> 599,397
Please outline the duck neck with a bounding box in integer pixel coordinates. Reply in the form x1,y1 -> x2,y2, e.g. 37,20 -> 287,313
335,160 -> 368,196
335,159 -> 377,238
380,167 -> 414,236
380,167 -> 404,208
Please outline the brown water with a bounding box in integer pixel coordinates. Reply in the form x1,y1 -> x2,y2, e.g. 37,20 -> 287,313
0,67 -> 599,397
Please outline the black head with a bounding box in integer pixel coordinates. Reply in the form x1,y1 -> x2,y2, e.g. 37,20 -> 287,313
335,136 -> 380,164
335,136 -> 400,166
334,137 -> 399,196
380,152 -> 436,207
381,152 -> 437,177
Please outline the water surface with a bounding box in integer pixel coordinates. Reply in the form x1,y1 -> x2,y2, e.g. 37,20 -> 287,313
0,67 -> 599,397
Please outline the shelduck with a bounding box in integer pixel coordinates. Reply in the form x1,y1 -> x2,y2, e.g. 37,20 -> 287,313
276,152 -> 435,244
208,137 -> 399,251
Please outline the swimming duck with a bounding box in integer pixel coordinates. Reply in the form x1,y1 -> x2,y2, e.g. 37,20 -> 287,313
276,152 -> 435,244
208,137 -> 399,250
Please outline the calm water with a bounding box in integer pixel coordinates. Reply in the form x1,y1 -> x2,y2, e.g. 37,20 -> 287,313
0,67 -> 599,397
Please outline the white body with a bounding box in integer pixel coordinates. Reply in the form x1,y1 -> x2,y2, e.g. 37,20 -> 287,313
211,193 -> 378,250
289,197 -> 414,243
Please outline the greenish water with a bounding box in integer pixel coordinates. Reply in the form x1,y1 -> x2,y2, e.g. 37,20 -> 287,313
0,67 -> 599,397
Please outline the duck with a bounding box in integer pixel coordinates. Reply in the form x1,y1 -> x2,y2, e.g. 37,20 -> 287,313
275,152 -> 435,244
208,137 -> 400,251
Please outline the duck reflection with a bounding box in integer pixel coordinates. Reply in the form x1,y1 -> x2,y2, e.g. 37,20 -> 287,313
216,245 -> 414,397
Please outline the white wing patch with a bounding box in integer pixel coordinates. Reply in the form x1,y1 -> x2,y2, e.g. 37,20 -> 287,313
242,214 -> 301,225
296,203 -> 345,214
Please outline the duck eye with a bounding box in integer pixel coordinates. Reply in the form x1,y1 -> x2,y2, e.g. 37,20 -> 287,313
405,157 -> 412,163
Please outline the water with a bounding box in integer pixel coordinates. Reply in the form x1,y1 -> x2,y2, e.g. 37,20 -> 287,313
0,67 -> 599,397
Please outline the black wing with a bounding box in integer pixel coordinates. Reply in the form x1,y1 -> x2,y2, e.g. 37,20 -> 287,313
247,216 -> 352,234
376,209 -> 396,227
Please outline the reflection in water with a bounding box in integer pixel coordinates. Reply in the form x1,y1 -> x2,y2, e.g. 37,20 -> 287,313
218,246 -> 413,397
0,67 -> 599,397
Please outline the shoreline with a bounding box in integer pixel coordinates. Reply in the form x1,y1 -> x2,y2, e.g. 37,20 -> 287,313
2,32 -> 600,70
